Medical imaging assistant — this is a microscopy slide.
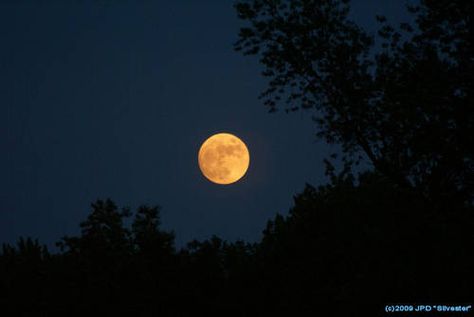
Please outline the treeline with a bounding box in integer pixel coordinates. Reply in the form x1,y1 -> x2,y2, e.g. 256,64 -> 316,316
1,171 -> 472,316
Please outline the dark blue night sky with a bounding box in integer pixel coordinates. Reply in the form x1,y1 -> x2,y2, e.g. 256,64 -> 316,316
1,0 -> 411,247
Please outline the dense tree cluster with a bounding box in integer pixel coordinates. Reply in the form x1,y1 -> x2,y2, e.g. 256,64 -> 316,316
1,175 -> 472,315
1,0 -> 472,315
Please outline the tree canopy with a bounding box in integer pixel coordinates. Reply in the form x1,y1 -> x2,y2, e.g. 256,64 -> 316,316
235,0 -> 473,205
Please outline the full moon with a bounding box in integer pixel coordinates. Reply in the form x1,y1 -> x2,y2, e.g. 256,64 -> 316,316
198,133 -> 250,185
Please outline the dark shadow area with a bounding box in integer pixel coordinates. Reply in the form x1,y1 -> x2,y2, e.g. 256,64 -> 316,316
0,176 -> 472,315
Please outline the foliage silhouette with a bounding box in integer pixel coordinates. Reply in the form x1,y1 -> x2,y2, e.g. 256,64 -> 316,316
256,173 -> 473,315
234,0 -> 473,206
1,0 -> 473,315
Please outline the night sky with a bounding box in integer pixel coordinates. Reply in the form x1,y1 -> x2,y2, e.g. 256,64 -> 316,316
1,0 -> 410,248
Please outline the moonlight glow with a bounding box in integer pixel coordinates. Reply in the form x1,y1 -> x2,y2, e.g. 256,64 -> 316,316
198,133 -> 250,185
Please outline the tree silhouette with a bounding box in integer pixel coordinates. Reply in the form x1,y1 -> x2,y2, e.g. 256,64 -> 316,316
1,1 -> 472,315
0,188 -> 472,315
256,172 -> 473,315
0,238 -> 50,314
129,205 -> 176,314
232,1 -> 473,313
132,205 -> 174,259
57,199 -> 132,259
235,0 -> 473,205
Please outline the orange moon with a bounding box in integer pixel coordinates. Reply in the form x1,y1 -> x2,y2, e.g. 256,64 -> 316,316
198,133 -> 250,185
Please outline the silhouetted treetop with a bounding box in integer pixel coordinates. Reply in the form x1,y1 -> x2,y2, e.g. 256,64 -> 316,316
132,204 -> 175,260
57,199 -> 131,257
235,0 -> 473,205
